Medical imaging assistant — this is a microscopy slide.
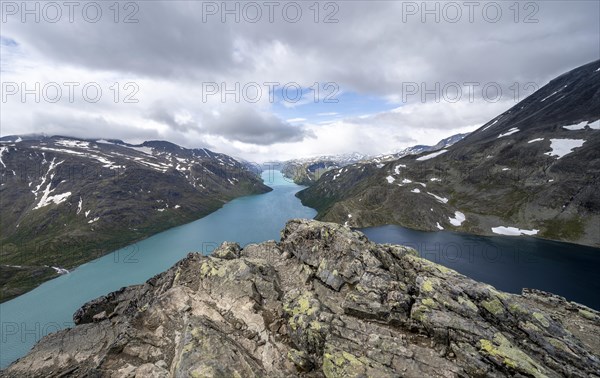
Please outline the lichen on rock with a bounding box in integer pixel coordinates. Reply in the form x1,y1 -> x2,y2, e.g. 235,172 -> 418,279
3,219 -> 599,378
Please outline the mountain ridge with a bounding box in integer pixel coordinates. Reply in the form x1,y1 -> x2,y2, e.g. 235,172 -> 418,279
0,135 -> 271,301
296,59 -> 600,247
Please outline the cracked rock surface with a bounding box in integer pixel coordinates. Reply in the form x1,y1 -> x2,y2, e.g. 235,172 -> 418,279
4,219 -> 599,377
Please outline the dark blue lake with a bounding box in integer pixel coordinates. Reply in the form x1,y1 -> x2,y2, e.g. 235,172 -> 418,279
361,225 -> 600,311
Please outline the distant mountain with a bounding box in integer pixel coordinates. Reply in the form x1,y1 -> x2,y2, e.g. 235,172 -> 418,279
367,133 -> 469,166
0,136 -> 271,301
297,59 -> 600,247
281,135 -> 467,186
281,152 -> 368,186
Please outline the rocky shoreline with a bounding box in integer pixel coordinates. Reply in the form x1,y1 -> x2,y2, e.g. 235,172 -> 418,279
3,219 -> 599,377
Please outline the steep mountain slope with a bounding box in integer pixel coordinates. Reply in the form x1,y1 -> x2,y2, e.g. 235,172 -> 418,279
281,153 -> 368,186
298,60 -> 600,247
0,136 -> 270,301
3,220 -> 599,377
281,134 -> 467,186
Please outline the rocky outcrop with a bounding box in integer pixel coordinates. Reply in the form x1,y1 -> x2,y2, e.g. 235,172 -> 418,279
4,219 -> 599,377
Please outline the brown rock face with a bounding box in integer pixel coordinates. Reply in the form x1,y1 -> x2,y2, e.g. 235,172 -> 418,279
4,219 -> 599,377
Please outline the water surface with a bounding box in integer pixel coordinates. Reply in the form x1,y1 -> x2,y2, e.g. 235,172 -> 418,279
0,170 -> 315,368
361,225 -> 600,310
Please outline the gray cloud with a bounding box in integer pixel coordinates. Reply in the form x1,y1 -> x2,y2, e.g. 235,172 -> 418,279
1,0 -> 599,160
146,104 -> 197,133
5,1 -> 598,89
200,107 -> 315,145
29,112 -> 161,142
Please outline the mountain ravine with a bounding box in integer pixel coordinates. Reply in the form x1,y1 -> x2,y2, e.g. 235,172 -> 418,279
3,219 -> 599,377
297,60 -> 600,247
0,136 -> 270,302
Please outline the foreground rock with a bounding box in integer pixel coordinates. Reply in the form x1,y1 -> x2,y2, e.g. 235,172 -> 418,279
4,219 -> 599,377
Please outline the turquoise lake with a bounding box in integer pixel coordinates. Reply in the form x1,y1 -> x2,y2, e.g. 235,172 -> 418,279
0,169 -> 316,368
1,169 -> 599,369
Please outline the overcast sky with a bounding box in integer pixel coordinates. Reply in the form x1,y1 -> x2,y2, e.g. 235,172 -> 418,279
1,1 -> 599,161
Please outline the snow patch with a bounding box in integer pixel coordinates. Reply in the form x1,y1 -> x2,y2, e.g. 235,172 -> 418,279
588,120 -> 600,129
527,138 -> 544,144
394,164 -> 406,174
436,222 -> 444,230
88,217 -> 99,224
562,121 -> 588,131
540,84 -> 568,102
386,176 -> 395,184
56,139 -> 90,149
545,139 -> 586,159
482,118 -> 499,131
448,211 -> 466,226
427,192 -> 448,204
127,146 -> 154,155
51,266 -> 69,274
497,127 -> 519,138
34,191 -> 72,209
0,147 -> 7,168
416,149 -> 447,161
410,188 -> 421,193
77,197 -> 83,214
491,226 -> 539,236
562,120 -> 600,131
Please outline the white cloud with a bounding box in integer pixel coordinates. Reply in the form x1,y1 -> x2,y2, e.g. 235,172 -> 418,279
1,1 -> 598,161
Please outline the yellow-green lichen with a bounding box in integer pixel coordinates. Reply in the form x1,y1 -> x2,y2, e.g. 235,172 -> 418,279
310,320 -> 322,331
548,338 -> 571,353
482,298 -> 504,316
323,350 -> 366,378
412,305 -> 430,322
435,264 -> 453,274
578,309 -> 596,320
182,341 -> 195,354
284,292 -> 321,331
422,280 -> 434,292
521,321 -> 541,333
458,296 -> 478,312
199,260 -> 227,278
479,333 -> 547,378
532,312 -> 549,328
422,298 -> 436,307
508,303 -> 527,315
488,288 -> 510,300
